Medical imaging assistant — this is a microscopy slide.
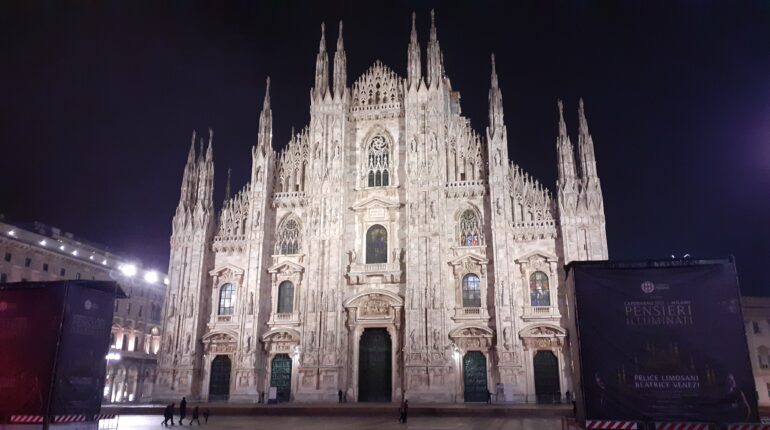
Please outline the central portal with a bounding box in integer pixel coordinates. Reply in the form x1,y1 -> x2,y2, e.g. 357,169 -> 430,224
358,328 -> 392,402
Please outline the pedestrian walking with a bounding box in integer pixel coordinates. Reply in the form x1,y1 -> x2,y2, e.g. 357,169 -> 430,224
398,399 -> 408,424
162,403 -> 175,426
179,397 -> 187,422
487,390 -> 493,404
338,389 -> 343,403
189,406 -> 201,425
203,408 -> 210,424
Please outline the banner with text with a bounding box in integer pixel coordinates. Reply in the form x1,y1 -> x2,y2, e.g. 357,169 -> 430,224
573,261 -> 758,422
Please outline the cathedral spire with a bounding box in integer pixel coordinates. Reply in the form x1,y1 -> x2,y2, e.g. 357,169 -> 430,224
313,22 -> 329,99
195,129 -> 215,210
224,167 -> 232,202
426,9 -> 444,87
556,99 -> 577,186
407,11 -> 422,89
257,77 -> 272,154
488,53 -> 505,138
333,20 -> 347,99
577,98 -> 599,181
178,131 -> 198,210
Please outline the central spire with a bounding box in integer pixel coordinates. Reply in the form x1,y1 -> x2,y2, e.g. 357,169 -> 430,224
314,22 -> 329,99
488,53 -> 505,137
333,21 -> 347,98
407,11 -> 422,89
426,9 -> 444,87
257,77 -> 272,153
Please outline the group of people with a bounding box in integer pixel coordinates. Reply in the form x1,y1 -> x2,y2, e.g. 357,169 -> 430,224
162,397 -> 210,426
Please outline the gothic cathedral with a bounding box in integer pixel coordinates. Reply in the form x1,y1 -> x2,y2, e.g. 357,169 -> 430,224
155,11 -> 608,404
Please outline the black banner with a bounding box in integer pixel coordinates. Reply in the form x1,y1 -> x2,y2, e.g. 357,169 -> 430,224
51,283 -> 115,415
572,260 -> 758,422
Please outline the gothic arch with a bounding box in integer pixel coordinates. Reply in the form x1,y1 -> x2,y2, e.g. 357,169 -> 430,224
361,126 -> 395,188
454,205 -> 484,247
275,214 -> 302,255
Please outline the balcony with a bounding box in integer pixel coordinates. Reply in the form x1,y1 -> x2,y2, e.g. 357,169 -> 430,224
521,306 -> 560,321
347,262 -> 402,285
452,307 -> 490,322
267,311 -> 300,328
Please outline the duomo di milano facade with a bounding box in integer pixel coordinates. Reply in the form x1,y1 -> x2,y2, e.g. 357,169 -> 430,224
155,11 -> 608,404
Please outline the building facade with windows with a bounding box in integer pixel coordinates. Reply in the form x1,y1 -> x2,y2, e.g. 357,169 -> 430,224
0,218 -> 166,403
155,12 -> 608,404
742,296 -> 770,406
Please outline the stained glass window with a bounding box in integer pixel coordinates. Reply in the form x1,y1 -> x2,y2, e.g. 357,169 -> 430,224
459,210 -> 482,246
277,281 -> 294,313
275,217 -> 301,255
529,271 -> 550,307
218,283 -> 235,315
367,135 -> 390,187
462,274 -> 481,308
366,224 -> 387,264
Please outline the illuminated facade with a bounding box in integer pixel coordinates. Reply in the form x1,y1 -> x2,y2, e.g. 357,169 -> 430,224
155,12 -> 608,403
0,218 -> 166,403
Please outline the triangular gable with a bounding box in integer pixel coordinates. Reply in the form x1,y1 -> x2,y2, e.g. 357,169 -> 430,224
209,263 -> 245,277
350,196 -> 400,211
267,260 -> 305,274
515,250 -> 558,264
448,251 -> 488,267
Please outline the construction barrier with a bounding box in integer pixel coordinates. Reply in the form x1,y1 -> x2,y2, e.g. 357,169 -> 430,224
727,424 -> 770,430
654,423 -> 713,430
586,420 -> 638,429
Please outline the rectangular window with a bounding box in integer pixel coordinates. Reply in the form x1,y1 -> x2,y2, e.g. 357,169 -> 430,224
138,305 -> 143,317
24,258 -> 31,267
60,268 -> 66,276
0,273 -> 6,283
43,263 -> 49,272
4,253 -> 11,262
754,321 -> 761,334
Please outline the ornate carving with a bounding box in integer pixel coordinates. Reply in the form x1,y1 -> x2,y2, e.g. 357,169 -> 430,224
361,297 -> 389,316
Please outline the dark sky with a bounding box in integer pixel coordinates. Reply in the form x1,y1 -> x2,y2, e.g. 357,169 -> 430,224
1,1 -> 769,294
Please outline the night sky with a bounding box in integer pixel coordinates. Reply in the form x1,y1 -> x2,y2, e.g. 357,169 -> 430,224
1,1 -> 769,294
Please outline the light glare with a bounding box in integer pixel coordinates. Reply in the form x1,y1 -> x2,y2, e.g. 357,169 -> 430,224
119,264 -> 137,277
144,271 -> 159,284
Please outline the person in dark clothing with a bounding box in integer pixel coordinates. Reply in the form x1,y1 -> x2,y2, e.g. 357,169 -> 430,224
338,390 -> 343,403
203,408 -> 210,424
179,397 -> 187,423
398,399 -> 408,423
189,406 -> 201,425
487,390 -> 493,404
162,403 -> 175,426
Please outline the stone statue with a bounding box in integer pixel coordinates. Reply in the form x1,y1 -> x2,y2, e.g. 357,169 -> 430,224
308,331 -> 316,350
503,327 -> 512,350
432,329 -> 441,351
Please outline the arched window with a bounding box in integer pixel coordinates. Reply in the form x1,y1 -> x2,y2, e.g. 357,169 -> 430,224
529,271 -> 550,307
462,274 -> 481,308
121,334 -> 128,351
218,283 -> 235,315
277,281 -> 294,314
275,217 -> 301,255
458,209 -> 482,246
366,135 -> 390,187
366,224 -> 388,264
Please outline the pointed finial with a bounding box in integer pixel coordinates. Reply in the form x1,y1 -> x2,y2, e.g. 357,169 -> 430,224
578,97 -> 589,135
224,168 -> 232,200
411,11 -> 417,34
319,22 -> 326,51
490,53 -> 498,88
430,9 -> 437,40
187,131 -> 197,161
337,21 -> 344,49
557,99 -> 567,136
263,76 -> 271,110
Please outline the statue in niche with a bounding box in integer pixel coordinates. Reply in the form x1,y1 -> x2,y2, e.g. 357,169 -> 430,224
186,297 -> 193,318
248,293 -> 254,315
347,249 -> 357,264
495,149 -> 501,166
432,329 -> 441,351
392,248 -> 401,264
409,329 -> 417,347
255,210 -> 261,227
185,334 -> 191,353
245,336 -> 252,353
325,330 -> 335,349
429,201 -> 435,219
503,327 -> 512,350
307,331 -> 316,350
309,291 -> 316,312
496,198 -> 502,215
